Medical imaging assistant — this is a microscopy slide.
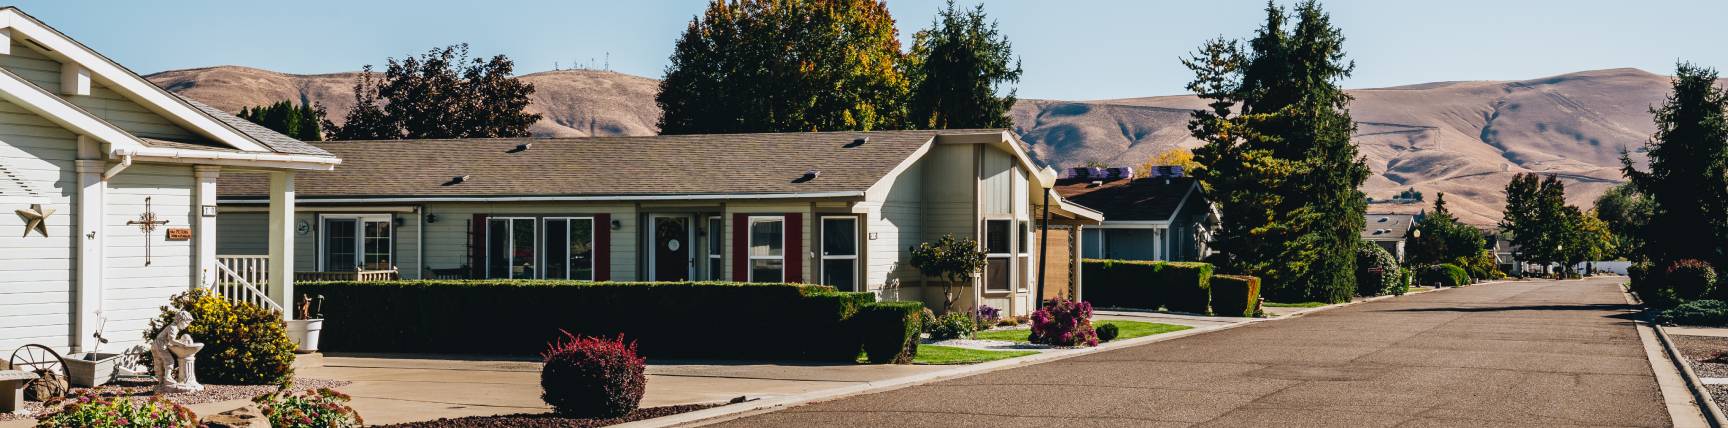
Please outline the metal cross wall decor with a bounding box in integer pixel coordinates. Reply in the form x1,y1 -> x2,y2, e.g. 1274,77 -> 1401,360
127,196 -> 170,265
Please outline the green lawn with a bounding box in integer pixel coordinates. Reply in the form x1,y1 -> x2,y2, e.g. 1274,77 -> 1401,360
971,320 -> 1191,343
1261,301 -> 1329,308
913,345 -> 1037,365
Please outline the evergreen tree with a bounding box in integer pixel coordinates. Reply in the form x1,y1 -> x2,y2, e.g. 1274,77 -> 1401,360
905,1 -> 1021,129
657,0 -> 909,134
1407,193 -> 1483,266
1592,182 -> 1653,260
1185,1 -> 1369,303
1621,62 -> 1728,268
237,100 -> 326,141
328,45 -> 540,140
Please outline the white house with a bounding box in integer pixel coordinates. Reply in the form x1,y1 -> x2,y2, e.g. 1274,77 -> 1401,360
0,8 -> 337,356
216,130 -> 1102,316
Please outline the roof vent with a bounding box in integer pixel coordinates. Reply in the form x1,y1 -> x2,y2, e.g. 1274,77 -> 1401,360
1378,217 -> 1389,223
1105,167 -> 1134,180
1068,167 -> 1105,180
444,175 -> 471,186
506,143 -> 532,153
793,169 -> 821,183
845,137 -> 868,148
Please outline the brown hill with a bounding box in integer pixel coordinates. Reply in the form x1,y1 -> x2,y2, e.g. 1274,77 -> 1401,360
148,66 -> 1688,225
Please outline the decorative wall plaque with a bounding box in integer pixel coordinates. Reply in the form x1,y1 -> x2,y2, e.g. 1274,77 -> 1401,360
166,227 -> 192,241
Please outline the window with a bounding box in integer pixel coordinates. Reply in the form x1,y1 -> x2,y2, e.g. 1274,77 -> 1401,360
821,217 -> 858,291
707,216 -> 723,280
1019,222 -> 1033,291
486,217 -> 537,279
543,217 -> 595,280
984,219 -> 1011,292
321,215 -> 392,271
748,216 -> 785,282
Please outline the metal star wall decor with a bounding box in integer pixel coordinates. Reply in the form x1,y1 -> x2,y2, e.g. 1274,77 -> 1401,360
15,203 -> 51,237
127,197 -> 170,265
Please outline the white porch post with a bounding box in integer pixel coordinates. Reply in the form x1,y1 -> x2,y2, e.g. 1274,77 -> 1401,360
71,136 -> 105,353
267,171 -> 295,320
194,166 -> 219,288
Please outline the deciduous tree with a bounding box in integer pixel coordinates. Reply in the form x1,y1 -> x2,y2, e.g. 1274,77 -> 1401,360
328,44 -> 540,140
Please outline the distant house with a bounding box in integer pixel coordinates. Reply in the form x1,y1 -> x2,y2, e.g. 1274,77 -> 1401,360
1362,213 -> 1416,262
216,130 -> 1102,317
1055,166 -> 1215,262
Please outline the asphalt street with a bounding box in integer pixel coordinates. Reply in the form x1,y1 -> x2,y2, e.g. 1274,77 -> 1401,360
711,277 -> 1669,427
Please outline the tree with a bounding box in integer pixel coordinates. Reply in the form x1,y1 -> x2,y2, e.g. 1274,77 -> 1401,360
908,234 -> 988,312
1593,182 -> 1653,260
238,100 -> 326,141
657,0 -> 909,134
1501,173 -> 1579,275
1137,147 -> 1202,177
904,1 -> 1021,129
1621,62 -> 1728,268
1185,1 -> 1369,303
328,44 -> 540,140
1407,193 -> 1484,266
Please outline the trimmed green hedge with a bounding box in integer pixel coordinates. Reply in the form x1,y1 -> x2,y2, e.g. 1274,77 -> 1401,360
1081,259 -> 1214,314
1211,275 -> 1261,317
855,302 -> 923,364
1418,264 -> 1470,287
297,280 -> 883,360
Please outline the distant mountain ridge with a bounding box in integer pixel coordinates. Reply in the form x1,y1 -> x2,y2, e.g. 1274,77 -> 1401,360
146,66 -> 1697,225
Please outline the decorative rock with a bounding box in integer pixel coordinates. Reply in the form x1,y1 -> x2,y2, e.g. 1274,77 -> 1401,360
22,369 -> 64,402
152,309 -> 206,394
202,403 -> 266,428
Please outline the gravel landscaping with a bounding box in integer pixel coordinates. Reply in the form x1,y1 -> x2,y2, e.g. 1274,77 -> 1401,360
1668,334 -> 1728,411
376,403 -> 724,428
0,377 -> 350,422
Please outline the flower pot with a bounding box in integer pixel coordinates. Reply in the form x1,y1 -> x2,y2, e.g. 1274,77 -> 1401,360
64,352 -> 122,387
285,319 -> 324,354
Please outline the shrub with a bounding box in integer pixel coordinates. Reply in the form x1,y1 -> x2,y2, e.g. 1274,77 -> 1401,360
1354,243 -> 1401,296
856,302 -> 923,364
145,288 -> 295,385
1417,264 -> 1470,287
540,333 -> 647,418
1095,323 -> 1120,342
927,311 -> 976,340
34,393 -> 197,427
1081,259 -> 1213,312
909,235 -> 989,311
1656,300 -> 1728,326
1029,299 -> 1098,347
917,307 -> 937,333
298,281 -> 876,359
973,305 -> 1002,330
1211,275 -> 1262,317
1628,261 -> 1680,307
1455,249 -> 1503,281
255,388 -> 364,428
1667,259 -> 1717,301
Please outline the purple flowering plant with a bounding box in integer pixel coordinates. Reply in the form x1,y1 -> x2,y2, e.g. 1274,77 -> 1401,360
1028,298 -> 1099,347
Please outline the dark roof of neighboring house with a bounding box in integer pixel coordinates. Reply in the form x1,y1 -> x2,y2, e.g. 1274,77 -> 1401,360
220,129 -> 1002,200
1053,176 -> 1197,221
1363,213 -> 1416,240
182,99 -> 334,157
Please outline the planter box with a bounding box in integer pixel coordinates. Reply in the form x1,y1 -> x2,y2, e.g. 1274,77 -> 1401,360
64,352 -> 122,387
286,319 -> 324,354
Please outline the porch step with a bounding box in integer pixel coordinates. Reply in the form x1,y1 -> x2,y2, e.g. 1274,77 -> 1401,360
291,352 -> 323,369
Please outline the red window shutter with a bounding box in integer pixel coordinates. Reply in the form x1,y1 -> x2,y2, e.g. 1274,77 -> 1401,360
470,214 -> 488,278
732,214 -> 748,281
785,213 -> 802,283
594,213 -> 611,281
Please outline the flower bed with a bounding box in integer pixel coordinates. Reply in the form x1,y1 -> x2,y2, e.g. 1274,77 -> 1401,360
375,403 -> 725,428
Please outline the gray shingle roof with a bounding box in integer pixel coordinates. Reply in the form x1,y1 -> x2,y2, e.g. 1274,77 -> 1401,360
1054,176 -> 1196,222
220,129 -> 1003,200
181,98 -> 334,157
1363,213 -> 1416,240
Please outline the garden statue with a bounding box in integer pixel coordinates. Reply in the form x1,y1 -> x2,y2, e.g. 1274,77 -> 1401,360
152,309 -> 204,393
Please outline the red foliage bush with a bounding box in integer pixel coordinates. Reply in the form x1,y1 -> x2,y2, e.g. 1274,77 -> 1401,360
540,332 -> 647,418
1029,299 -> 1098,347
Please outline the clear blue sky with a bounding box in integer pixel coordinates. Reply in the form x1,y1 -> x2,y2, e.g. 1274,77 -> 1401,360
10,0 -> 1726,100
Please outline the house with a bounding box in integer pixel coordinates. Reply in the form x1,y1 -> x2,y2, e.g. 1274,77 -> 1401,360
1363,213 -> 1416,262
0,8 -> 338,355
1055,166 -> 1215,262
216,130 -> 1102,316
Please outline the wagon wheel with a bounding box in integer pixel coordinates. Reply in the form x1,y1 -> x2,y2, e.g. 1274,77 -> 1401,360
8,344 -> 67,379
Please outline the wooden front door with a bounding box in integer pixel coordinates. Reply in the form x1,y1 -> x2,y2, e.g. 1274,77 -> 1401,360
653,216 -> 691,281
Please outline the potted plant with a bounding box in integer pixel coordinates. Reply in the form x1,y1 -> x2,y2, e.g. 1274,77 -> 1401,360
284,295 -> 325,353
63,311 -> 124,387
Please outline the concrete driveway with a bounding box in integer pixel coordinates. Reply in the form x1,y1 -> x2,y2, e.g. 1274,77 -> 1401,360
710,277 -> 1670,427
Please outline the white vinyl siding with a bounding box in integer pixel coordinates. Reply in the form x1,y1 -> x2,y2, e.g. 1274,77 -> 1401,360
0,40 -> 204,142
919,144 -> 976,240
0,98 -> 78,353
420,203 -> 636,281
980,148 -> 1013,216
102,163 -> 196,350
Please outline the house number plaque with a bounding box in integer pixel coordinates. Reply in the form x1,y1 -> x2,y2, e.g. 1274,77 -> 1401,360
166,228 -> 193,241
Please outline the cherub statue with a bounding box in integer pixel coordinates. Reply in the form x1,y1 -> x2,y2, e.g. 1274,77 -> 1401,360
152,309 -> 204,393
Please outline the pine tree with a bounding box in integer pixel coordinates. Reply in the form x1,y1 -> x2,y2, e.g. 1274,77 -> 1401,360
657,0 -> 909,134
905,1 -> 1021,129
1622,62 -> 1728,268
237,100 -> 326,141
1185,1 -> 1369,303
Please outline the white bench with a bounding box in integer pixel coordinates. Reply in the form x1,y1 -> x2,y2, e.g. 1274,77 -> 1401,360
0,369 -> 37,414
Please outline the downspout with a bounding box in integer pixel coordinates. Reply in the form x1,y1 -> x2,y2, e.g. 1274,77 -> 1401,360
417,205 -> 428,279
1036,188 -> 1051,306
103,151 -> 132,179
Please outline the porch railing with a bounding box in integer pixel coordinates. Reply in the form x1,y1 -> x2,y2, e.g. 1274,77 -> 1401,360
213,255 -> 280,312
295,268 -> 400,282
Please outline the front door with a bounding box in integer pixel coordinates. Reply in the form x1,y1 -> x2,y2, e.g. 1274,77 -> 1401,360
652,216 -> 691,281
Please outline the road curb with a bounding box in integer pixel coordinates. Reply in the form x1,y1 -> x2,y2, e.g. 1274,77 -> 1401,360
1623,284 -> 1717,427
1656,323 -> 1728,427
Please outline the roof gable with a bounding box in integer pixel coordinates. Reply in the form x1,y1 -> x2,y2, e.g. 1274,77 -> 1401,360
1054,176 -> 1198,222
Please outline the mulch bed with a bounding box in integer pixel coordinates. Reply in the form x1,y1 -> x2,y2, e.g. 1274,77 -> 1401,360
377,404 -> 724,428
1669,334 -> 1728,411
0,377 -> 349,422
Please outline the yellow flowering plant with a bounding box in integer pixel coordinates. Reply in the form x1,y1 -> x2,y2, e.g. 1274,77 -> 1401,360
145,289 -> 296,385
